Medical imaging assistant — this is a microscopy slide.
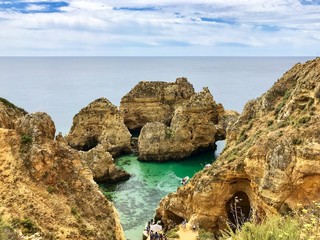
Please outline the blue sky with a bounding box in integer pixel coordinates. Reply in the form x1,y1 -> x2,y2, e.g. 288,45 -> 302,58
0,0 -> 319,56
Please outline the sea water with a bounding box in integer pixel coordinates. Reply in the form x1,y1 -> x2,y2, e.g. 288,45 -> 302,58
0,56 -> 313,239
0,57 -> 312,134
100,144 -> 224,239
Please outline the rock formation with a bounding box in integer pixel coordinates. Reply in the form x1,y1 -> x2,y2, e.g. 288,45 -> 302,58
0,101 -> 125,239
155,58 -> 320,235
120,77 -> 195,131
79,144 -> 130,183
67,98 -> 131,156
0,97 -> 27,129
138,87 -> 227,161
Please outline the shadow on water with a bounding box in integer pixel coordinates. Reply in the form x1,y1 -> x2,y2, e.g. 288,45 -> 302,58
100,140 -> 225,239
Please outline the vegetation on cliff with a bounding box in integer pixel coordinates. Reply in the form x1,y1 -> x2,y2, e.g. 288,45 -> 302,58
0,102 -> 126,239
220,201 -> 320,240
156,57 -> 320,237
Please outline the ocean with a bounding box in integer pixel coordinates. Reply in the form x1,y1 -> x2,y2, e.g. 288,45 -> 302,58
0,57 -> 312,134
0,56 -> 313,239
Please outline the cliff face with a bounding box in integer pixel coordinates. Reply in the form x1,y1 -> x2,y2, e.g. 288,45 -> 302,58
67,98 -> 131,156
156,58 -> 320,233
0,98 -> 27,129
0,103 -> 125,239
138,87 -> 228,161
120,77 -> 195,131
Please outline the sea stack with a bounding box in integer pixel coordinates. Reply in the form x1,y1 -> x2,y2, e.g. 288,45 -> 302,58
138,87 -> 226,161
120,77 -> 195,132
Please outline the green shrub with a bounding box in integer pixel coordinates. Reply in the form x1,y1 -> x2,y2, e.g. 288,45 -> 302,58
165,128 -> 174,139
21,135 -> 32,144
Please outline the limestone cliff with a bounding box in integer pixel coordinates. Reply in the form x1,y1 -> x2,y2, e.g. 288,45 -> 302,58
120,77 -> 195,131
138,87 -> 227,161
67,97 -> 131,156
155,58 -> 320,234
0,103 -> 125,239
0,98 -> 27,129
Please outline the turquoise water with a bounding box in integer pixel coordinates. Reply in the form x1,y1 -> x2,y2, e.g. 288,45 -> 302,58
100,141 -> 225,240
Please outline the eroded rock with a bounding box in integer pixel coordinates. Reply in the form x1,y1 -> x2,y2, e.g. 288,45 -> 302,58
155,57 -> 320,234
138,87 -> 226,161
67,98 -> 131,156
120,77 -> 195,131
79,145 -> 130,183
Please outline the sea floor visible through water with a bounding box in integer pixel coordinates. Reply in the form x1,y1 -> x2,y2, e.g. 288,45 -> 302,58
100,141 -> 225,240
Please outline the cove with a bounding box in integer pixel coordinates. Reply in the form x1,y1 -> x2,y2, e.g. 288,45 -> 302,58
100,141 -> 225,240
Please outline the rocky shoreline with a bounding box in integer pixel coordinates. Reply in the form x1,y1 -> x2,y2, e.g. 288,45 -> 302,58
0,58 -> 319,239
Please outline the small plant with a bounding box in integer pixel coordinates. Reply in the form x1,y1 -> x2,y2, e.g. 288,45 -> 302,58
165,128 -> 174,139
292,138 -> 302,145
21,135 -> 32,144
47,186 -> 55,194
267,120 -> 274,127
297,116 -> 311,125
197,229 -> 215,240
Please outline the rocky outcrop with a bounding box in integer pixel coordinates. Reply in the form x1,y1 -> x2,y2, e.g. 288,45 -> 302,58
155,58 -> 320,234
0,98 -> 27,129
138,87 -> 226,161
67,98 -> 131,156
79,145 -> 130,183
120,77 -> 195,131
0,109 -> 125,239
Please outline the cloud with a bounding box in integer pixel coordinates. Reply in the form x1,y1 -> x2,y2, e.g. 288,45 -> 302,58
0,0 -> 320,56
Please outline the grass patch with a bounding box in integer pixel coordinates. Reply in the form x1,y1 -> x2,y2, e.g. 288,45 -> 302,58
166,225 -> 180,238
11,218 -> 39,235
275,90 -> 291,116
0,217 -> 20,240
197,229 -> 215,240
220,201 -> 320,240
297,116 -> 311,125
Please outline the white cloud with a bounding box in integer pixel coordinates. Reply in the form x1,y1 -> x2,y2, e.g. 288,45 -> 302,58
0,0 -> 319,55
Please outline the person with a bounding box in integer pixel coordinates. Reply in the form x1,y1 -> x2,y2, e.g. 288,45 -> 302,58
192,224 -> 196,231
182,219 -> 187,230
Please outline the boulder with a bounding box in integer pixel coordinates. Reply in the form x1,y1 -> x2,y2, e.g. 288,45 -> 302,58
79,145 -> 130,183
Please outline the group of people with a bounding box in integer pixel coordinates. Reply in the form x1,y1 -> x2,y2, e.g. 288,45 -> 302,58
145,219 -> 168,240
149,231 -> 167,240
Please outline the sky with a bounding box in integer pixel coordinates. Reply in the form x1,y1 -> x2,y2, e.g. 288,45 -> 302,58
0,0 -> 320,56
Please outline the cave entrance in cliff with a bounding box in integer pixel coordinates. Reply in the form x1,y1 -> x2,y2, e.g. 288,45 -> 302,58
226,191 -> 251,231
81,136 -> 99,151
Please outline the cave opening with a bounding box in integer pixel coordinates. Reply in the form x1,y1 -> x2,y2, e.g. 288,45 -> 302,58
225,191 -> 251,231
79,136 -> 99,151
